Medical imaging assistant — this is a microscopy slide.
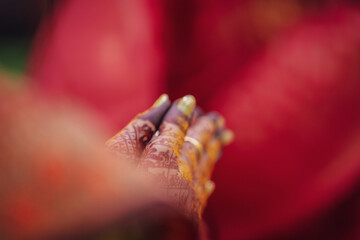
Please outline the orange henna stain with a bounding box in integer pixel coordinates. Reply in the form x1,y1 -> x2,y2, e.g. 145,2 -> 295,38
179,159 -> 192,181
176,116 -> 189,132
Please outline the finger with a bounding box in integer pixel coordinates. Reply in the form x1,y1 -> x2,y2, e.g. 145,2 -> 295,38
179,115 -> 217,179
199,180 -> 215,214
179,112 -> 227,185
190,106 -> 204,126
106,94 -> 171,164
208,112 -> 234,146
181,113 -> 223,164
207,112 -> 225,130
198,137 -> 222,183
196,128 -> 232,213
187,116 -> 217,152
139,95 -> 196,174
219,129 -> 234,146
197,138 -> 221,214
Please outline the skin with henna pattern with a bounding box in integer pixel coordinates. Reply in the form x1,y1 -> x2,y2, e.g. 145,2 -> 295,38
106,95 -> 233,221
106,94 -> 171,165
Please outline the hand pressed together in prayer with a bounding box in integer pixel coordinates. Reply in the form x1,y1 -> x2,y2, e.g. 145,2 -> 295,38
106,94 -> 233,220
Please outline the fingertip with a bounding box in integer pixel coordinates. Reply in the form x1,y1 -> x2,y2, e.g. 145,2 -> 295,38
216,116 -> 225,129
207,112 -> 225,129
207,111 -> 220,120
220,129 -> 234,146
190,106 -> 203,126
177,95 -> 196,117
152,93 -> 169,108
160,95 -> 197,133
205,180 -> 215,195
138,94 -> 171,127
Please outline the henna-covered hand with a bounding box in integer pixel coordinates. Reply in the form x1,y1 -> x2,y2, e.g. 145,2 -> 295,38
106,94 -> 233,221
106,94 -> 171,165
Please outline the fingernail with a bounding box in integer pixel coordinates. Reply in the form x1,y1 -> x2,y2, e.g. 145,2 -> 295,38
220,129 -> 234,145
152,94 -> 169,108
177,95 -> 196,117
205,181 -> 215,194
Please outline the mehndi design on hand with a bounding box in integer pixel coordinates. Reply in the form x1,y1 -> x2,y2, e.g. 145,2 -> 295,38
106,94 -> 233,221
106,94 -> 171,165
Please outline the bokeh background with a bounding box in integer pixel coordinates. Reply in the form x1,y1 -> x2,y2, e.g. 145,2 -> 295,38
1,0 -> 360,239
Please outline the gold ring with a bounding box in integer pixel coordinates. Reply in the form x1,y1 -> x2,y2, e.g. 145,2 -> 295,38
184,136 -> 204,157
